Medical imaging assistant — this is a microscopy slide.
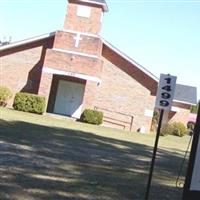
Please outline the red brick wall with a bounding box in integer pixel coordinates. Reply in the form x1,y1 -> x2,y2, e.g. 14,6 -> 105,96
1,46 -> 42,104
54,31 -> 102,56
64,3 -> 103,34
44,49 -> 103,78
38,72 -> 53,105
0,38 -> 54,106
102,44 -> 158,96
82,80 -> 99,110
168,102 -> 191,125
95,57 -> 156,132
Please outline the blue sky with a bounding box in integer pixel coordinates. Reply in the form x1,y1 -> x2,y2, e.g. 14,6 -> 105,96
1,0 -> 200,99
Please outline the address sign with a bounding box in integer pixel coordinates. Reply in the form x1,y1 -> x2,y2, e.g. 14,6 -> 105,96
155,74 -> 177,111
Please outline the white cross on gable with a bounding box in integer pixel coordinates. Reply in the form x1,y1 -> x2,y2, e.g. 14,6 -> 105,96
73,33 -> 82,48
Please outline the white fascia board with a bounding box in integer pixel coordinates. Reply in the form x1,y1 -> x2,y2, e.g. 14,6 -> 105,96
53,48 -> 98,59
62,29 -> 99,38
102,38 -> 159,82
173,99 -> 196,106
79,0 -> 108,12
0,32 -> 56,51
43,67 -> 101,83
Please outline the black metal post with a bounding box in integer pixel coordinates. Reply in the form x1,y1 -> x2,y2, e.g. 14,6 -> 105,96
145,109 -> 164,200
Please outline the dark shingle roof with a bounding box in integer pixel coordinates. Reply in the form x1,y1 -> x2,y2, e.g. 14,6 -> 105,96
68,0 -> 108,11
174,84 -> 197,105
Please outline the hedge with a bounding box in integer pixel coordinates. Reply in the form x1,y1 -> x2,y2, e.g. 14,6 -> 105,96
172,122 -> 188,137
13,92 -> 45,114
0,86 -> 12,107
80,109 -> 103,125
160,122 -> 188,137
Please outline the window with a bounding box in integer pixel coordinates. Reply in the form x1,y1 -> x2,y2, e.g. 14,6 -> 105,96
77,5 -> 91,18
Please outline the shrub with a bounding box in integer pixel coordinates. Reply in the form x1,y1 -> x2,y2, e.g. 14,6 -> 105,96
13,92 -> 45,114
0,86 -> 12,107
171,122 -> 188,137
160,122 -> 188,137
190,104 -> 198,114
80,109 -> 103,125
160,124 -> 173,136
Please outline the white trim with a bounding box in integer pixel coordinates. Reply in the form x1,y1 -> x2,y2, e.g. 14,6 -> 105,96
144,109 -> 154,117
102,38 -> 159,82
43,67 -> 101,83
77,0 -> 108,12
62,29 -> 99,38
100,12 -> 104,23
0,32 -> 56,51
171,106 -> 180,112
53,48 -> 98,59
173,99 -> 196,106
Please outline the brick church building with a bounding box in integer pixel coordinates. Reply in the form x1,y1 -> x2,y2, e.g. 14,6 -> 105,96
0,0 -> 197,132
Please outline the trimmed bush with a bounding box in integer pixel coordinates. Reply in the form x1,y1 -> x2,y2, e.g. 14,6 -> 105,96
13,92 -> 45,114
160,122 -> 188,137
160,124 -> 173,136
80,109 -> 103,125
0,86 -> 12,107
172,122 -> 188,137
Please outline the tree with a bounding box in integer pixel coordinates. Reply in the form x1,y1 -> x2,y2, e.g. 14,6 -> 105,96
190,104 -> 199,114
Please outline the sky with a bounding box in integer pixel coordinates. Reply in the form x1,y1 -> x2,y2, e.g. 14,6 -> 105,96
1,0 -> 200,99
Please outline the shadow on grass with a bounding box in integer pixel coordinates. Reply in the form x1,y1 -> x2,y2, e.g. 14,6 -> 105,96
0,119 -> 186,200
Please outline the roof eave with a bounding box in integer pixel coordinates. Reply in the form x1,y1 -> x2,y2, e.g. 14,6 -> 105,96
0,31 -> 56,51
173,99 -> 197,106
69,0 -> 108,12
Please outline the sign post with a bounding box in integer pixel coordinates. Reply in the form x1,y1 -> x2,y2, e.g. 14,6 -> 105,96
145,74 -> 177,200
182,102 -> 200,200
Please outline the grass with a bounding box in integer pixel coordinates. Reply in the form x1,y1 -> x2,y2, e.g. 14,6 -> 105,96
0,107 -> 191,200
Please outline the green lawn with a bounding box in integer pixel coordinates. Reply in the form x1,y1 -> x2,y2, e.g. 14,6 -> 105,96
0,108 -> 191,200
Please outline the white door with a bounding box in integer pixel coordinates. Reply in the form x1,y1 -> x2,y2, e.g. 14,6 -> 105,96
54,80 -> 85,118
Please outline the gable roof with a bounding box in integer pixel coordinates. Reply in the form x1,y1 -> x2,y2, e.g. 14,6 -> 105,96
68,0 -> 108,11
174,84 -> 197,105
102,39 -> 159,82
0,31 -> 197,106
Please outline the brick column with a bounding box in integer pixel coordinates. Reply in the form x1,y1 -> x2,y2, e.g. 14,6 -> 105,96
38,72 -> 53,112
82,80 -> 98,110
